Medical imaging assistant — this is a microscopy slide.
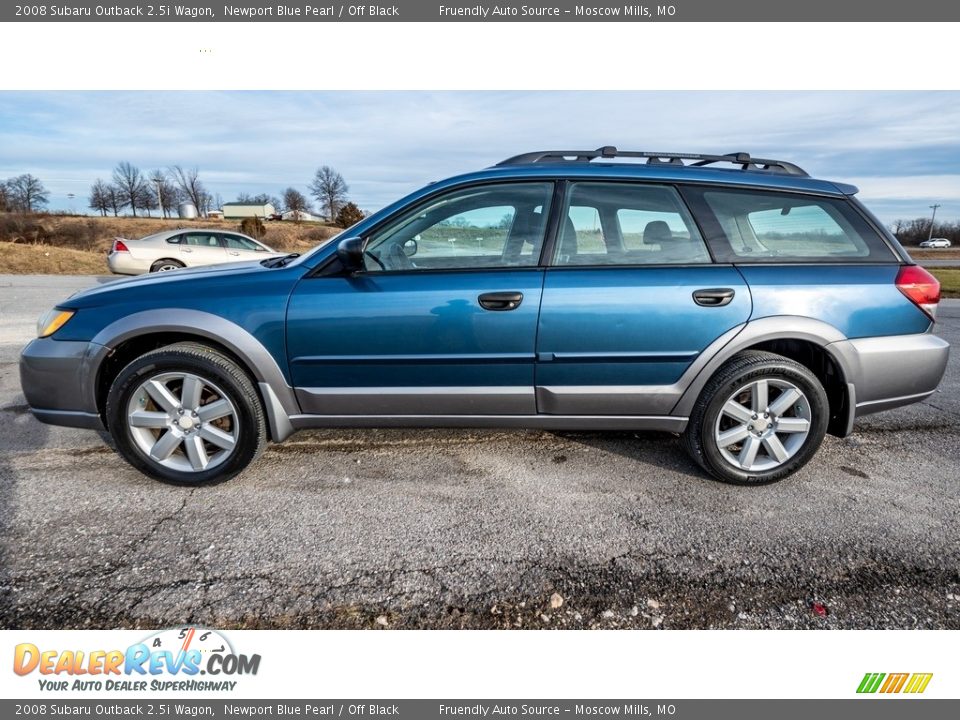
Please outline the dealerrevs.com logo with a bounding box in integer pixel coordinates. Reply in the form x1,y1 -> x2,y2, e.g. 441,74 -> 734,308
857,673 -> 933,694
13,627 -> 260,693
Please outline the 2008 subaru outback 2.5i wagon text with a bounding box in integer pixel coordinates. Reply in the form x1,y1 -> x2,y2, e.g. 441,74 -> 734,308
20,148 -> 950,485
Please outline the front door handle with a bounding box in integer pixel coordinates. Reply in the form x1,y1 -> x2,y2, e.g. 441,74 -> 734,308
693,288 -> 735,307
478,291 -> 523,311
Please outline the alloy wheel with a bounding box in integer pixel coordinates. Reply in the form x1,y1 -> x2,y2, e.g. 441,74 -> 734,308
125,372 -> 239,473
713,378 -> 812,472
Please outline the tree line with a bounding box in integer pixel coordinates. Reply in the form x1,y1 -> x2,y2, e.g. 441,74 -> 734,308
0,174 -> 50,213
226,165 -> 363,227
87,163 -> 215,218
891,217 -> 960,246
86,162 -> 363,227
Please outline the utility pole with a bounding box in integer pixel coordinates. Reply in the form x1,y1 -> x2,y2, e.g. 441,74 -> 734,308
927,203 -> 941,241
154,178 -> 164,219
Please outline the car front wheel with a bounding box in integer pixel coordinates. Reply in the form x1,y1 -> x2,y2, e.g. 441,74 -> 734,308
682,350 -> 829,485
105,342 -> 267,484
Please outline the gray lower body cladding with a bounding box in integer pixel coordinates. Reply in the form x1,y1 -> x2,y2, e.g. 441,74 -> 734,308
829,332 -> 951,416
19,330 -> 949,439
19,338 -> 107,430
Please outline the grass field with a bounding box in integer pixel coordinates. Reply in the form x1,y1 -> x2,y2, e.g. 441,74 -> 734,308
911,248 -> 960,261
0,241 -> 108,275
0,213 -> 342,275
929,268 -> 960,298
0,213 -> 339,254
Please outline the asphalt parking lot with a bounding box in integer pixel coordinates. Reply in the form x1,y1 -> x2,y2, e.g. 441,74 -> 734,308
1,274 -> 958,630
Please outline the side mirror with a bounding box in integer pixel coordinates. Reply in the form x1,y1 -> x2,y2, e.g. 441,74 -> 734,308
336,237 -> 364,273
402,238 -> 418,257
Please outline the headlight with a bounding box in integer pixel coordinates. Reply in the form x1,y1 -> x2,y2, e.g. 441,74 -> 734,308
37,308 -> 75,338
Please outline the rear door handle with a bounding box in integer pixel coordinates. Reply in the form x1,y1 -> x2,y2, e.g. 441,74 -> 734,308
478,291 -> 524,311
693,288 -> 735,307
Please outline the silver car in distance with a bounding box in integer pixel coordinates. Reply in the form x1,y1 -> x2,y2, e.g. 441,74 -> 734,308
107,229 -> 284,275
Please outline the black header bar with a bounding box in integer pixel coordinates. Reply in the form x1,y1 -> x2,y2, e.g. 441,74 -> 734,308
5,0 -> 959,22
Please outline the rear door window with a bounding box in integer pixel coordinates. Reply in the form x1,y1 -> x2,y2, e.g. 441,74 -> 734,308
182,232 -> 221,248
553,182 -> 711,266
694,188 -> 896,262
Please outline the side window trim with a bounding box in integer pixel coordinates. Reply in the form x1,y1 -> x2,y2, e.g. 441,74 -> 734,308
680,184 -> 898,264
545,180 -> 714,268
359,180 -> 558,274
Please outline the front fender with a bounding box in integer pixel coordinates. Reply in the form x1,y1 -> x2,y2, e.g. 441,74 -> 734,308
91,309 -> 299,441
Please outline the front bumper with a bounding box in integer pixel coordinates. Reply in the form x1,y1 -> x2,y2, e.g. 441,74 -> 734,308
19,337 -> 108,430
831,332 -> 950,418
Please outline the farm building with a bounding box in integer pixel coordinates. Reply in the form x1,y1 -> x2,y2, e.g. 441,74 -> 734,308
222,202 -> 275,219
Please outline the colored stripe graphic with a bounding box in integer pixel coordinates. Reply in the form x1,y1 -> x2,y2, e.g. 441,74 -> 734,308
857,672 -> 932,694
880,673 -> 909,693
903,673 -> 933,694
857,673 -> 885,693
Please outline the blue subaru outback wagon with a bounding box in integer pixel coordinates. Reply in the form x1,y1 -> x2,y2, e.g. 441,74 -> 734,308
20,148 -> 950,485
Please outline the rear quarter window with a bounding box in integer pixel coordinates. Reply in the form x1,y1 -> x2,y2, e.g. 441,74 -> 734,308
692,188 -> 896,263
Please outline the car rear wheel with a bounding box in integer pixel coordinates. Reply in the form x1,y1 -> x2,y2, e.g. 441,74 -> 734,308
682,350 -> 829,485
150,259 -> 185,272
105,342 -> 267,484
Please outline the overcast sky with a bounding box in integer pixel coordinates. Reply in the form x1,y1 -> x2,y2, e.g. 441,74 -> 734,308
1,91 -> 958,225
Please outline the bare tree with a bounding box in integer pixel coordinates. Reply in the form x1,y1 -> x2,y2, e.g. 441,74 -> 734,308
88,179 -> 111,216
251,192 -> 282,210
282,188 -> 310,222
105,184 -> 129,217
308,166 -> 348,220
6,174 -> 50,213
136,185 -> 158,217
111,162 -> 150,217
238,192 -> 282,212
169,166 -> 209,215
892,216 -> 960,246
0,181 -> 11,212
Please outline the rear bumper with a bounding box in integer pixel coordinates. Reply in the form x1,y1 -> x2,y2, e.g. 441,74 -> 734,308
831,332 -> 950,418
19,337 -> 108,430
106,251 -> 146,275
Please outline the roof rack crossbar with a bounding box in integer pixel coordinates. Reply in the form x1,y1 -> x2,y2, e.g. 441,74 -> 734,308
495,147 -> 808,176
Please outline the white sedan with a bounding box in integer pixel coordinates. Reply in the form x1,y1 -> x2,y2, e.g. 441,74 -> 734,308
107,229 -> 285,275
919,237 -> 952,249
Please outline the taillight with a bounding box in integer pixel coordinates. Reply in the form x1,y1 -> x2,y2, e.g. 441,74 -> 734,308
896,265 -> 940,321
113,239 -> 129,253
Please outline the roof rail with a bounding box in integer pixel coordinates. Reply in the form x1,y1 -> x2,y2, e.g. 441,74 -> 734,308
495,146 -> 809,177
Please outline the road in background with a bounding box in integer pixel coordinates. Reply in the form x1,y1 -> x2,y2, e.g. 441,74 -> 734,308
1,275 -> 958,629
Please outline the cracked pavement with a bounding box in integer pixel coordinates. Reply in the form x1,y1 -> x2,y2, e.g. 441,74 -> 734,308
1,274 -> 958,630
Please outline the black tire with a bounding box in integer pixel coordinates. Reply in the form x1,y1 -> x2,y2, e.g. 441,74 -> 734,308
150,259 -> 185,273
105,342 -> 267,485
682,350 -> 829,485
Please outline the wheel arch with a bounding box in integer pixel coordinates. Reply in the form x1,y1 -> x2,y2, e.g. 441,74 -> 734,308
150,258 -> 185,271
673,316 -> 856,437
91,309 -> 298,441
